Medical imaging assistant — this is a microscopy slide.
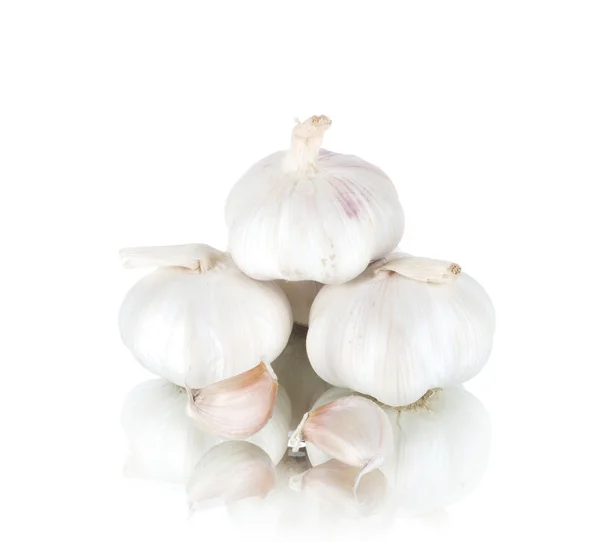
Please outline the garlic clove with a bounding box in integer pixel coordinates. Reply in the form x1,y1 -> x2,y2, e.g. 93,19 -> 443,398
289,459 -> 388,517
186,362 -> 278,439
288,395 -> 394,482
187,440 -> 276,511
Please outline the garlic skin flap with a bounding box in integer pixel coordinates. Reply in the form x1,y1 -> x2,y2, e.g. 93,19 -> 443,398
185,362 -> 278,439
120,377 -> 292,484
307,253 -> 495,406
118,243 -> 293,389
225,115 -> 404,284
289,395 -> 394,481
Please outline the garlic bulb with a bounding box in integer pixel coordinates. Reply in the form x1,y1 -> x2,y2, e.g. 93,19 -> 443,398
271,325 -> 331,428
275,280 -> 323,326
187,441 -> 276,511
303,386 -> 491,516
225,115 -> 404,284
120,377 -> 292,484
118,244 -> 292,388
185,361 -> 278,439
289,459 -> 388,518
289,396 -> 394,482
307,253 -> 495,406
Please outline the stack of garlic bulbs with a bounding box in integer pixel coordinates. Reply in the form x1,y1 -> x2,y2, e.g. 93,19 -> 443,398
118,115 -> 495,514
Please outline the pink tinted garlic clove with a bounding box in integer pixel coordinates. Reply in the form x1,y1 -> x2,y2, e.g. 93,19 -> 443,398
185,362 -> 278,439
289,459 -> 388,517
187,441 -> 276,511
288,395 -> 394,483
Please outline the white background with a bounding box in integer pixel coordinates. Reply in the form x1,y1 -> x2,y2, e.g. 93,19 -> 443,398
1,1 -> 599,540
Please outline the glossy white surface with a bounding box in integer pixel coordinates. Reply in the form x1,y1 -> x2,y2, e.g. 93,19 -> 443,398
2,1 -> 599,541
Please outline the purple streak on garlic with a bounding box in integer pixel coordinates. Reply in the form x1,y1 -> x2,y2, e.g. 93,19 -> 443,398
185,361 -> 278,439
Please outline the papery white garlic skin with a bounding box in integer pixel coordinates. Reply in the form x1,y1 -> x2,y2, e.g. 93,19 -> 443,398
225,116 -> 404,284
118,244 -> 293,389
185,362 -> 278,439
271,325 -> 331,428
289,395 -> 394,480
307,253 -> 495,406
276,280 -> 323,326
187,441 -> 276,509
120,377 -> 293,483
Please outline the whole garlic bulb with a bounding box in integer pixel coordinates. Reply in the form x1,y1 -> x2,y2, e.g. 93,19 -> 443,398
120,378 -> 292,484
225,115 -> 404,284
275,280 -> 323,327
303,386 -> 491,516
118,244 -> 293,388
307,254 -> 495,406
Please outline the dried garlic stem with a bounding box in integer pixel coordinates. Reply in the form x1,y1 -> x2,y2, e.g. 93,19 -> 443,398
377,256 -> 461,284
284,115 -> 332,175
119,243 -> 226,272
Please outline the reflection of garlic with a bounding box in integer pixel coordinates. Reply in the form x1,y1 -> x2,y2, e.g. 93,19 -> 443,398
120,378 -> 291,484
304,386 -> 491,516
225,116 -> 404,284
271,325 -> 331,428
289,395 -> 394,482
275,280 -> 323,326
290,459 -> 388,518
307,253 -> 495,406
187,441 -> 276,510
185,362 -> 278,439
118,244 -> 292,388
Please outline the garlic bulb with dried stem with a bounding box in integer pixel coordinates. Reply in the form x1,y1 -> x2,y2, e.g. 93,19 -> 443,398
118,243 -> 292,388
225,115 -> 404,284
185,361 -> 278,439
307,253 -> 495,406
120,377 -> 292,484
